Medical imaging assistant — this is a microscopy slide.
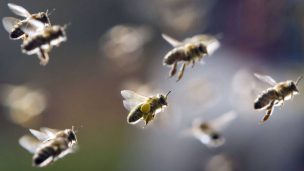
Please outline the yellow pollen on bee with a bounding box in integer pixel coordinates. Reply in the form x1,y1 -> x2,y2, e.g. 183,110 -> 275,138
140,103 -> 151,113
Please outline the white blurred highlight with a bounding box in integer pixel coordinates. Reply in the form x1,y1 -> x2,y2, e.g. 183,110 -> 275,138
1,84 -> 47,126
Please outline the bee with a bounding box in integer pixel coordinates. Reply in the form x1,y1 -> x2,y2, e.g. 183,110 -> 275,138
254,73 -> 303,124
19,127 -> 78,167
121,90 -> 171,125
184,111 -> 236,148
19,20 -> 67,65
2,3 -> 51,40
162,33 -> 220,81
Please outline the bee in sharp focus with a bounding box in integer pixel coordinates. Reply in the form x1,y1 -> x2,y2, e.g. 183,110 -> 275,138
19,127 -> 78,167
188,111 -> 236,148
20,20 -> 67,65
254,73 -> 303,124
121,90 -> 171,125
2,3 -> 51,40
162,33 -> 220,81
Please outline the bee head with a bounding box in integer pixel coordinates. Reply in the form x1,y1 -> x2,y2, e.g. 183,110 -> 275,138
36,12 -> 50,25
159,95 -> 167,106
199,122 -> 209,130
290,82 -> 299,93
65,126 -> 77,145
211,132 -> 220,140
159,91 -> 171,106
198,43 -> 208,54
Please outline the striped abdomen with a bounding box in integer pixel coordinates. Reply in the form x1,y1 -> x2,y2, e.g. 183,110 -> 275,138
163,48 -> 187,65
10,27 -> 25,39
22,28 -> 65,52
254,89 -> 279,109
127,105 -> 144,124
33,138 -> 68,167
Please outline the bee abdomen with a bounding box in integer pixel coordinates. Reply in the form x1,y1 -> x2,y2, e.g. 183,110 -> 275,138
127,106 -> 144,123
10,28 -> 24,39
33,146 -> 56,167
22,37 -> 46,52
163,49 -> 186,65
254,89 -> 278,109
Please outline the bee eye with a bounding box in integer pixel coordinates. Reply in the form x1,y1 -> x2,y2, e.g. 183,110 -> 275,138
68,132 -> 76,142
211,133 -> 220,140
198,45 -> 205,53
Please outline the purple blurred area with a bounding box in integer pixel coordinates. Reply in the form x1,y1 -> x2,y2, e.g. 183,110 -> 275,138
0,0 -> 304,171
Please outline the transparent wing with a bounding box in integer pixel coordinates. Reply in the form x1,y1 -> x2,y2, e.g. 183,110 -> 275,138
2,17 -> 20,33
185,34 -> 215,43
20,19 -> 45,36
40,127 -> 59,138
123,100 -> 142,111
121,90 -> 147,101
162,33 -> 182,47
19,135 -> 40,154
205,39 -> 220,56
121,90 -> 148,111
254,73 -> 277,86
29,129 -> 53,142
211,111 -> 237,131
8,3 -> 31,18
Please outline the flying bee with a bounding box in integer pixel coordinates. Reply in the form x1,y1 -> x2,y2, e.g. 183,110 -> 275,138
162,33 -> 220,81
2,3 -> 51,40
19,20 -> 67,65
121,90 -> 171,125
19,127 -> 78,167
254,73 -> 303,124
183,111 -> 236,148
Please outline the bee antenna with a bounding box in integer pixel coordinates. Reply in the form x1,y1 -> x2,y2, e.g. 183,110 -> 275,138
296,76 -> 303,86
165,90 -> 172,99
63,22 -> 72,30
46,8 -> 56,16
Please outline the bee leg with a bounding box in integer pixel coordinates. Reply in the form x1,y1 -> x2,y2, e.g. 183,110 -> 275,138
177,63 -> 186,82
145,114 -> 155,125
260,101 -> 275,124
191,59 -> 195,68
169,62 -> 177,77
279,96 -> 285,109
37,49 -> 49,66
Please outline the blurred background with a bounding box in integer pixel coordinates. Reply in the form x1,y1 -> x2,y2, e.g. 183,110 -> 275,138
0,0 -> 304,170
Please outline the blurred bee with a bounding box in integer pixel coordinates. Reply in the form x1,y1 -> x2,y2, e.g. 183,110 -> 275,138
121,90 -> 171,125
20,20 -> 67,65
183,111 -> 236,148
162,33 -> 220,81
254,73 -> 303,124
2,3 -> 51,40
19,127 -> 77,167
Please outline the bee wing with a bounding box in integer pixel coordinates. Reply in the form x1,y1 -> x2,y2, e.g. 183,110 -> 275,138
19,135 -> 40,154
2,17 -> 20,33
211,111 -> 237,131
40,127 -> 59,138
121,90 -> 148,111
20,19 -> 45,36
8,3 -> 31,18
205,39 -> 221,56
123,100 -> 142,111
162,33 -> 183,47
29,129 -> 53,142
185,35 -> 213,43
121,90 -> 147,101
254,73 -> 277,86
